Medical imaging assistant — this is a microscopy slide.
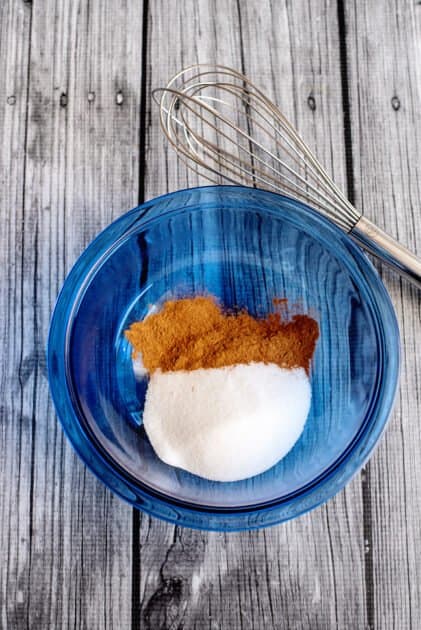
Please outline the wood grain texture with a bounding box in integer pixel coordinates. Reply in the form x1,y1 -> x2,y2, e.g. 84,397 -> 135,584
0,3 -> 32,629
1,1 -> 420,628
1,1 -> 144,628
345,2 -> 421,628
136,2 -> 367,629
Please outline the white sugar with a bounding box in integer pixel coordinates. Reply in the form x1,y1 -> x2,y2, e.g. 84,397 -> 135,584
143,362 -> 311,482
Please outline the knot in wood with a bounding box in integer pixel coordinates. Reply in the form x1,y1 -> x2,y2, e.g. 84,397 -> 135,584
307,94 -> 316,111
391,95 -> 400,111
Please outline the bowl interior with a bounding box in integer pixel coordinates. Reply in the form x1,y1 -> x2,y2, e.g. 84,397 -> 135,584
65,187 -> 395,509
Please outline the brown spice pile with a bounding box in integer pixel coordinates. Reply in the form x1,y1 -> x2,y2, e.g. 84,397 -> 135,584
125,296 -> 319,374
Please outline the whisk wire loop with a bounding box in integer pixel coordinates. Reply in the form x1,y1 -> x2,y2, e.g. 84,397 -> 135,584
153,64 -> 421,289
153,65 -> 359,231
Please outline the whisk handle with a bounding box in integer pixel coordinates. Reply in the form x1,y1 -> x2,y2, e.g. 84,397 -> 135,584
351,216 -> 421,290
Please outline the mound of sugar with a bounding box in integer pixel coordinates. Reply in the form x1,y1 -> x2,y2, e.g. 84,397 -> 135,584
143,362 -> 311,482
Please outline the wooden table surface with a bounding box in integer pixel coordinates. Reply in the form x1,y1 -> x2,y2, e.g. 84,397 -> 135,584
1,1 -> 420,628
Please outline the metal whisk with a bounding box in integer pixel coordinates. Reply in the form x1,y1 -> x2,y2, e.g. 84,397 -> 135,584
153,64 -> 421,290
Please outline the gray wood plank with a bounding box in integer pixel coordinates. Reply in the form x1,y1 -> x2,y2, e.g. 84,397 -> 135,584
138,2 -> 367,629
345,2 -> 421,628
0,3 -> 33,629
1,1 -> 144,628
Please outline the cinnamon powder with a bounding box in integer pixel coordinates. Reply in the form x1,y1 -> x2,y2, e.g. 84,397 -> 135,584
125,296 -> 319,374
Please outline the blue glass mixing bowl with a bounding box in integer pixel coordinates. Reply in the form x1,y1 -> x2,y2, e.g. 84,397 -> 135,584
48,186 -> 400,530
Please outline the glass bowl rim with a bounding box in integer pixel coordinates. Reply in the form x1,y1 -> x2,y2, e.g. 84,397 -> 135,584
47,185 -> 400,531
